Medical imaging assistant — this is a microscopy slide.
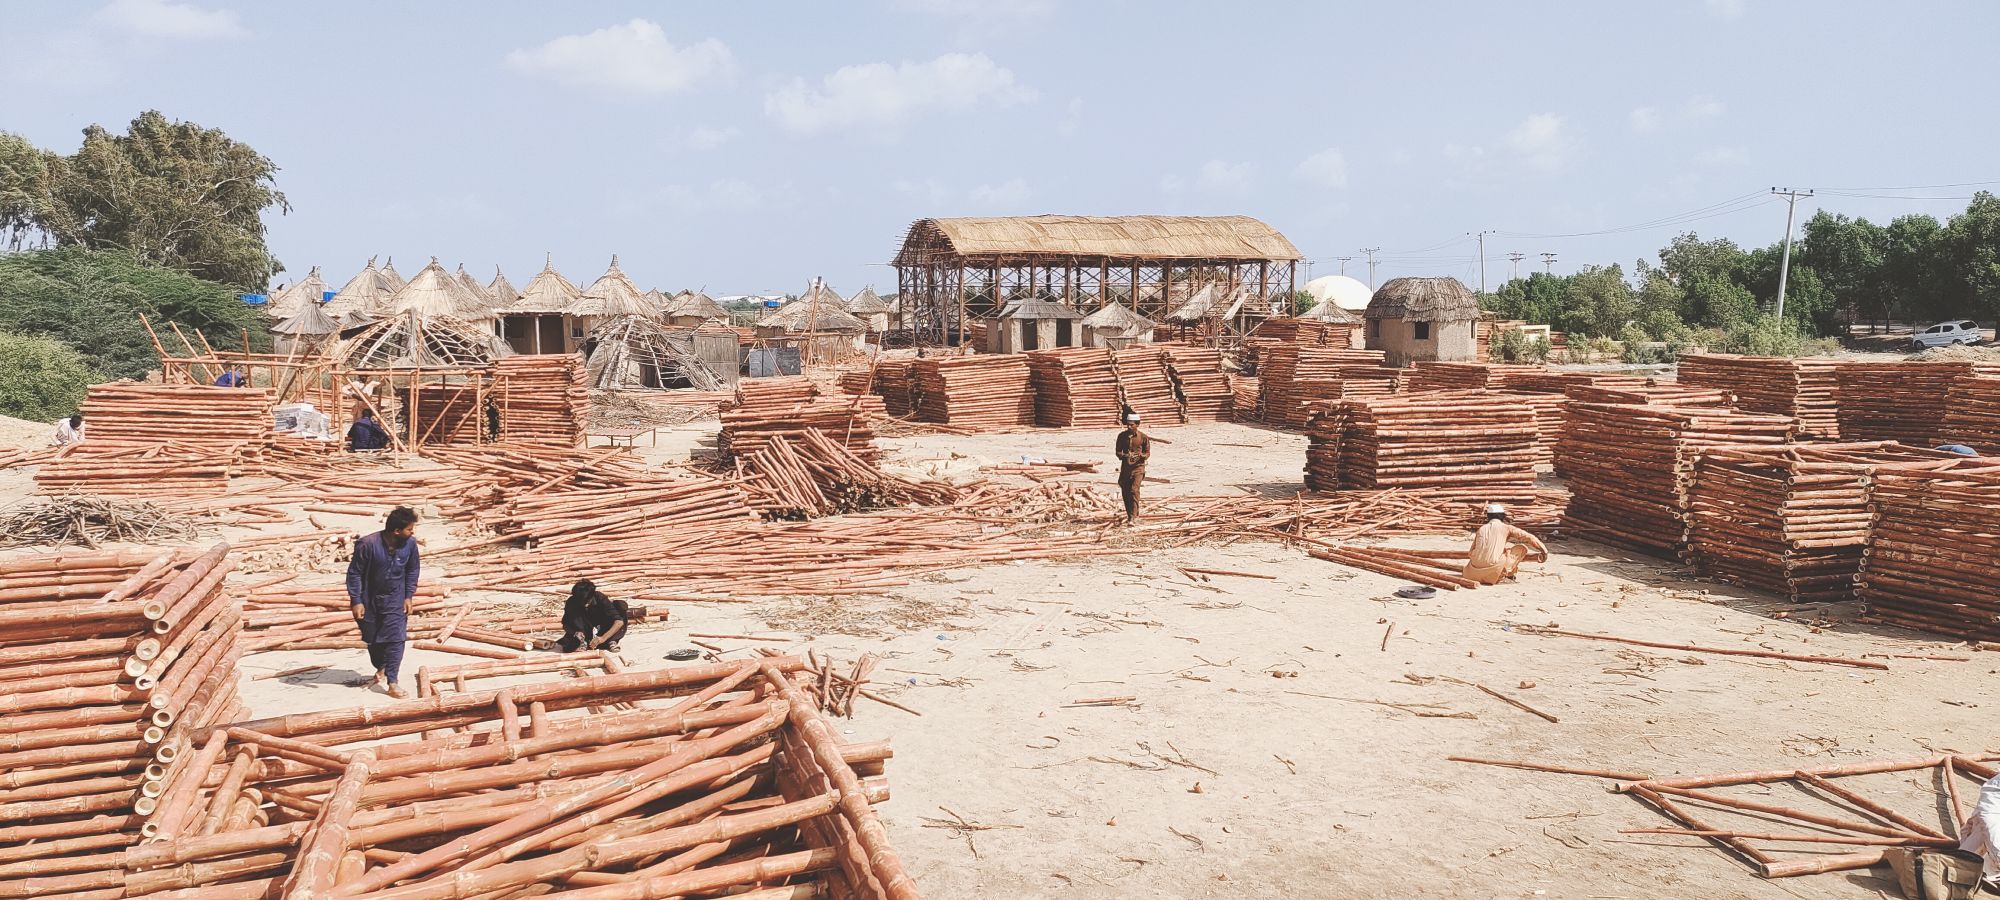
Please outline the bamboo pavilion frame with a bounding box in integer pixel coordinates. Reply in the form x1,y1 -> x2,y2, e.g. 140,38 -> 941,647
141,313 -> 340,411
892,216 -> 1300,348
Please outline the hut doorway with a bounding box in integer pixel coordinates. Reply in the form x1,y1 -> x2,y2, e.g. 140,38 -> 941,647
1020,321 -> 1039,351
537,317 -> 566,354
1056,319 -> 1074,347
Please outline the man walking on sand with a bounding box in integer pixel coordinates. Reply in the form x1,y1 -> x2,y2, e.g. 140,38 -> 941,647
347,506 -> 420,698
1115,412 -> 1150,526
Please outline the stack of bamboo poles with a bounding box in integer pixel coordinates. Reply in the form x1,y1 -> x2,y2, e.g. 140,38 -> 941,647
1160,346 -> 1234,422
1259,346 -> 1394,428
1025,348 -> 1122,428
1304,391 -> 1539,501
1689,443 -> 1948,603
719,396 -> 886,462
1230,376 -> 1261,423
1834,361 -> 1972,445
737,429 -> 958,518
1405,361 -> 1548,393
872,360 -> 916,418
1678,354 -> 1843,438
495,354 -> 589,448
1859,459 -> 2000,639
910,355 -> 1036,429
1509,371 -> 1650,395
95,659 -> 918,899
35,443 -> 235,497
79,382 -> 275,474
1565,383 -> 1731,407
1612,755 -> 1999,880
1559,402 -> 1798,556
1939,373 -> 2000,452
0,542 -> 244,860
732,378 -> 819,410
413,384 -> 484,445
1307,545 -> 1478,591
1109,347 -> 1181,424
1249,316 -> 1363,349
1501,391 -> 1569,467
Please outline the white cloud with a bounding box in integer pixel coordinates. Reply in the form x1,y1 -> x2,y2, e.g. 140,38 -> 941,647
1193,160 -> 1253,194
1703,0 -> 1746,18
683,125 -> 739,150
1629,106 -> 1662,134
893,177 -> 953,205
1682,95 -> 1726,121
765,53 -> 1035,135
1502,113 -> 1577,172
1694,146 -> 1748,167
968,177 -> 1029,206
1294,147 -> 1349,189
94,0 -> 248,40
507,19 -> 732,96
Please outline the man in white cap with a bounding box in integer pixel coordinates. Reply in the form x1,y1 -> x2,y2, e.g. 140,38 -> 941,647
1114,411 -> 1150,525
1463,503 -> 1548,585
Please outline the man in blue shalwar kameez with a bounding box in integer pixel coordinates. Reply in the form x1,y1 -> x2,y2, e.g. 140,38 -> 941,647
347,506 -> 421,698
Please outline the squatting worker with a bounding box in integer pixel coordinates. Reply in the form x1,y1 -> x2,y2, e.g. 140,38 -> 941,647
557,579 -> 630,653
347,506 -> 421,698
50,413 -> 85,447
347,408 -> 391,452
1115,412 -> 1151,526
1463,504 -> 1548,585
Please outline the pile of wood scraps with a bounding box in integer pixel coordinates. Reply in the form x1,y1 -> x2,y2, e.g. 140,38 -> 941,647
735,429 -> 958,518
1559,402 -> 1798,556
0,495 -> 206,549
0,543 -> 243,852
493,354 -> 589,447
1678,354 -> 1843,438
108,659 -> 915,899
1305,392 -> 1539,501
1859,458 -> 2000,640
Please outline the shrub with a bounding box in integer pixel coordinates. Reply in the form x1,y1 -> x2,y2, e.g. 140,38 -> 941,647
0,247 -> 268,381
1714,315 -> 1840,357
0,331 -> 97,423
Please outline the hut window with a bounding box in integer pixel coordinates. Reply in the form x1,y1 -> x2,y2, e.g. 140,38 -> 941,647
1413,321 -> 1431,340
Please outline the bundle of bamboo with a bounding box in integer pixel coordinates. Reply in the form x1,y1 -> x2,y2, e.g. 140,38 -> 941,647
737,429 -> 959,518
1559,403 -> 1798,556
1109,347 -> 1181,424
1502,391 -> 1568,467
0,542 -> 243,857
1859,459 -> 2000,639
78,382 -> 275,475
1249,316 -> 1363,349
1405,361 -> 1548,393
1939,373 -> 2000,452
1689,443 -> 1948,603
1507,371 -> 1650,395
102,659 -> 917,899
872,360 -> 916,418
1304,391 -> 1539,500
1678,354 -> 1843,438
719,396 -> 885,462
35,443 -> 235,497
1230,376 -> 1261,423
1160,346 -> 1233,422
733,377 -> 819,410
1025,348 -> 1121,428
1259,346 -> 1393,428
1834,361 -> 1971,445
910,356 -> 1035,429
494,354 -> 589,448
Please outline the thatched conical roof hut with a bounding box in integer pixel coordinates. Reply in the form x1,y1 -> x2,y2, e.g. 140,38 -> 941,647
845,287 -> 889,316
1300,299 -> 1363,324
643,289 -> 673,316
571,255 -> 656,318
268,266 -> 330,318
583,315 -> 730,391
271,300 -> 340,339
1080,301 -> 1154,345
1364,277 -> 1480,323
510,254 -> 580,314
388,259 -> 471,318
379,257 -> 408,292
453,264 -> 498,323
486,267 -> 520,308
667,290 -> 729,324
762,280 -> 866,333
323,257 -> 395,318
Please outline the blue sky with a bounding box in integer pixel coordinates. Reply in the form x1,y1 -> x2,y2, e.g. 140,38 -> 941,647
3,0 -> 1995,296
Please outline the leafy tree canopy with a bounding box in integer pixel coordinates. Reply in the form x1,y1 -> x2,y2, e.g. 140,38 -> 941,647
0,247 -> 269,381
0,330 -> 97,423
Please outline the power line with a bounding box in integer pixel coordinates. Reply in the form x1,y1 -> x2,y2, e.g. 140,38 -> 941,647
1495,192 -> 1773,239
1360,247 -> 1381,289
1540,252 -> 1557,273
1820,178 -> 2000,191
1507,252 -> 1525,280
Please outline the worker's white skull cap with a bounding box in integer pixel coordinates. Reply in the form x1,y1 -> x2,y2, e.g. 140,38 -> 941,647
1485,503 -> 1507,516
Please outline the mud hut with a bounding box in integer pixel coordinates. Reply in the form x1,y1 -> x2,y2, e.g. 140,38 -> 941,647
1080,302 -> 1155,348
1364,276 -> 1481,366
501,254 -> 583,354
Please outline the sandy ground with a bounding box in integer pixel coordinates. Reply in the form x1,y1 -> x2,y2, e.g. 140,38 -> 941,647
2,415 -> 1991,898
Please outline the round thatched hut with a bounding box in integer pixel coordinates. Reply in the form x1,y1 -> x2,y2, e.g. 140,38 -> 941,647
1363,276 -> 1481,366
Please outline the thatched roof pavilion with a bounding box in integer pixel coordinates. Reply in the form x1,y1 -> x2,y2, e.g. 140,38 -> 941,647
1364,277 -> 1481,323
667,290 -> 729,323
323,258 -> 394,318
572,256 -> 656,319
270,299 -> 340,338
1300,299 -> 1363,324
761,298 -> 867,334
486,267 -> 520,307
510,255 -> 581,314
845,287 -> 889,316
387,260 -> 472,318
892,214 -> 1299,346
379,258 -> 408,292
1080,301 -> 1154,341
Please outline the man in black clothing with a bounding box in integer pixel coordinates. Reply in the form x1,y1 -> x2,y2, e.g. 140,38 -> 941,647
557,579 -> 629,652
1115,412 -> 1150,525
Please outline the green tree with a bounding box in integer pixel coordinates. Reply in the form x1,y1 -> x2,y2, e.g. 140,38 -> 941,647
1796,211 -> 1886,326
1632,262 -> 1687,338
1881,214 -> 1950,323
1683,272 -> 1758,328
1560,265 -> 1636,336
0,331 -> 97,422
1659,232 -> 1748,285
1943,191 -> 2000,317
0,247 -> 269,380
1482,271 -> 1567,325
1739,246 -> 1839,335
4,112 -> 287,290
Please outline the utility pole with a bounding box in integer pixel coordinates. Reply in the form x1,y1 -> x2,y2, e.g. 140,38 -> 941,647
1360,247 -> 1381,289
1506,252 -> 1525,281
1539,252 -> 1557,274
1336,256 -> 1353,276
1771,187 -> 1814,322
1468,230 -> 1496,294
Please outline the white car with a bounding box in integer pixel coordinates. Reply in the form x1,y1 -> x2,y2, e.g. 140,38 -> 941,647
1911,320 -> 1986,351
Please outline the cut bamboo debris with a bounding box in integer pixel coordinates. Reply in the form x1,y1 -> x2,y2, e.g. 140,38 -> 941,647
1689,443 -> 1951,603
736,429 -> 958,519
1834,361 -> 1971,445
1939,373 -> 2000,453
1859,459 -> 2000,640
1612,755 -> 1995,879
1677,354 -> 1843,439
720,395 -> 885,463
1558,402 -> 1798,557
105,660 -> 914,900
494,354 -> 589,448
910,355 -> 1036,429
1305,391 -> 1538,501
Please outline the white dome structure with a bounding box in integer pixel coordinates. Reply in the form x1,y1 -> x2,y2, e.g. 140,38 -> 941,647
1305,274 -> 1374,311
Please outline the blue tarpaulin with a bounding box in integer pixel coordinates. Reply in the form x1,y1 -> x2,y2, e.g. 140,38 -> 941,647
239,293 -> 268,306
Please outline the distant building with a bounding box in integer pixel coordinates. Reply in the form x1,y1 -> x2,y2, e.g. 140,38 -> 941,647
1363,277 -> 1481,366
